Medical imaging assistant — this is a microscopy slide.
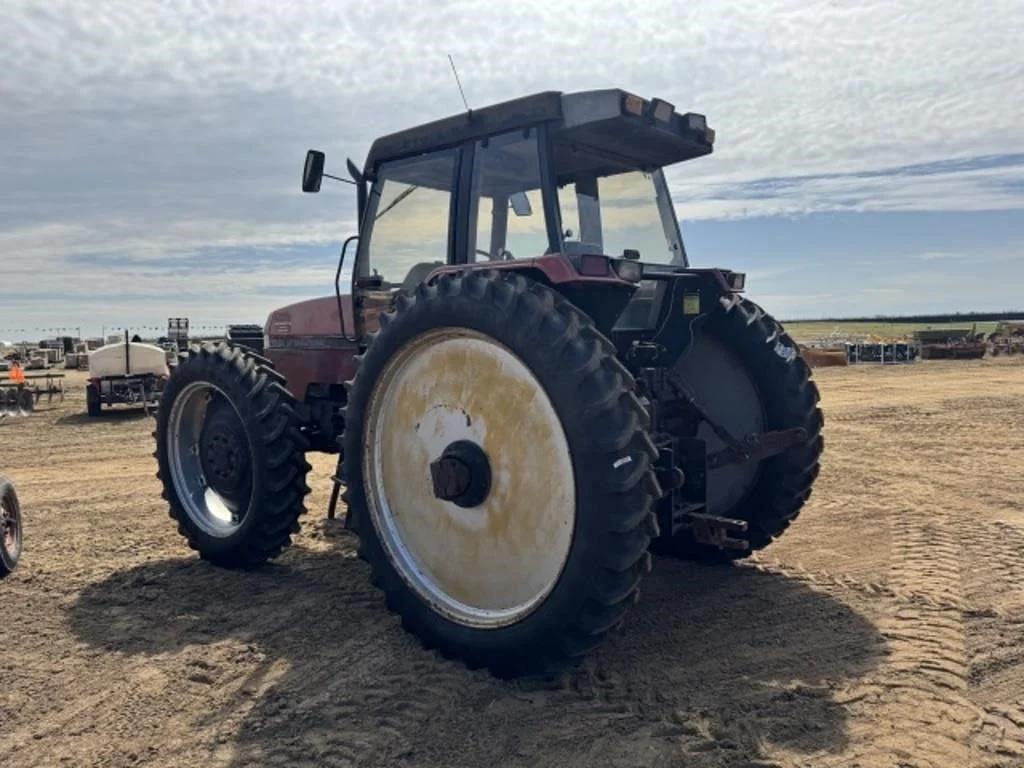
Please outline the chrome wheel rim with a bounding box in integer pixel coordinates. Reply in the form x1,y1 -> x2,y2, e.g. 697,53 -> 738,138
363,328 -> 576,629
167,381 -> 253,538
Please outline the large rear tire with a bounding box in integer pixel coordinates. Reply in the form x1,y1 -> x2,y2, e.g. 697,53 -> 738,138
0,475 -> 23,577
344,271 -> 660,675
155,343 -> 310,568
658,298 -> 823,561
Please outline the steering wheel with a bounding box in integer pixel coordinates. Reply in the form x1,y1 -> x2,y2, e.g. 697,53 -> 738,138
475,249 -> 514,261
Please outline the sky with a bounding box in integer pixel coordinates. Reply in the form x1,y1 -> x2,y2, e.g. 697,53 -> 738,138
1,0 -> 1023,338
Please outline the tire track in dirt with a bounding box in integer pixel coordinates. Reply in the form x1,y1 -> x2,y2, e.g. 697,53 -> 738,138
4,355 -> 1024,767
814,499 -> 975,768
961,519 -> 1024,766
806,365 -> 1024,768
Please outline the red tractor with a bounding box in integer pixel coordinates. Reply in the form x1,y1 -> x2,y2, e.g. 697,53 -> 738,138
155,90 -> 822,674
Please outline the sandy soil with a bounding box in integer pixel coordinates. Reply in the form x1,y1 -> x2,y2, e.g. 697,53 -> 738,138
2,359 -> 1023,767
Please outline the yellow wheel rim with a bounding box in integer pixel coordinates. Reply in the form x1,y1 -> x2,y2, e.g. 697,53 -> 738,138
363,328 -> 576,628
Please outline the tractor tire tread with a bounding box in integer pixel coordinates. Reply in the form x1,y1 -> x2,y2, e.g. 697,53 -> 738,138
155,342 -> 309,569
658,297 -> 823,562
344,271 -> 658,676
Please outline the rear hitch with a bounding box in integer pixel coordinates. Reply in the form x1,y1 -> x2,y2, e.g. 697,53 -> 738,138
682,512 -> 750,551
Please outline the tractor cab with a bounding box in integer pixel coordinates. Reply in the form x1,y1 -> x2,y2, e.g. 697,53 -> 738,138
301,89 -> 719,341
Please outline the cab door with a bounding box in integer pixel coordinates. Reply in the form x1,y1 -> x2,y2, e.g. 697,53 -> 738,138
354,149 -> 459,335
465,126 -> 560,265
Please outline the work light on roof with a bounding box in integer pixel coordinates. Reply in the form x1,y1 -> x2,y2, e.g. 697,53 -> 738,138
648,98 -> 675,123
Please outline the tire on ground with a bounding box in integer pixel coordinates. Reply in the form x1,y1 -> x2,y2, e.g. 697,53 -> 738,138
86,385 -> 101,417
17,388 -> 34,413
0,474 -> 23,577
657,297 -> 823,561
344,271 -> 661,676
155,343 -> 310,569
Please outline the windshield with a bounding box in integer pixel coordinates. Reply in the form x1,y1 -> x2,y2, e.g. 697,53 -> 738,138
557,170 -> 685,265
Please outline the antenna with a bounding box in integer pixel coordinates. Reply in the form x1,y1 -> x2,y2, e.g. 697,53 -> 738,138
447,54 -> 471,112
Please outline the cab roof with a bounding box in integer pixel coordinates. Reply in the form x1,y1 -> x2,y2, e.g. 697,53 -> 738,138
363,89 -> 714,181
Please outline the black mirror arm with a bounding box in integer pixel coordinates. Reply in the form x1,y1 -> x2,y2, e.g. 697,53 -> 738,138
323,172 -> 357,186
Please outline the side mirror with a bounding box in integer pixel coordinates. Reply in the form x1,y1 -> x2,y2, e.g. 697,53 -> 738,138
509,191 -> 532,217
302,150 -> 325,193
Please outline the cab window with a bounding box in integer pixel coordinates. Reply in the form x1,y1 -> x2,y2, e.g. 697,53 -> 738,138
470,129 -> 548,262
557,171 -> 677,262
363,149 -> 456,287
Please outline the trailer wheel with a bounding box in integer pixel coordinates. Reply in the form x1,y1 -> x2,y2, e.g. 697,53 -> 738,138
17,388 -> 34,413
155,343 -> 311,568
344,271 -> 660,675
0,475 -> 23,577
658,298 -> 823,561
86,385 -> 101,417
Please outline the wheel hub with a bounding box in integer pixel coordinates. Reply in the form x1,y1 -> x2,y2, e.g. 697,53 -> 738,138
167,381 -> 253,537
429,440 -> 492,508
199,406 -> 249,499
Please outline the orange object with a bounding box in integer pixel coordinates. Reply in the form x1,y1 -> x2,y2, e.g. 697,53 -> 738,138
9,362 -> 26,385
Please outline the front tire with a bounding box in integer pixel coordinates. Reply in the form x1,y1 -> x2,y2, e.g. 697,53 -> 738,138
0,475 -> 23,577
155,343 -> 310,568
344,271 -> 660,675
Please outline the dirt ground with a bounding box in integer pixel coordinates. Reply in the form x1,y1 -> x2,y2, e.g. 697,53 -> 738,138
2,358 -> 1024,768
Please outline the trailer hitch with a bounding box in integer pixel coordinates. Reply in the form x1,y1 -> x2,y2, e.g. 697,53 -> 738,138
682,512 -> 750,551
706,427 -> 807,469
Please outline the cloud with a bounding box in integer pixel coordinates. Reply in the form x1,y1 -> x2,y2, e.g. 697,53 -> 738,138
2,0 -> 1023,331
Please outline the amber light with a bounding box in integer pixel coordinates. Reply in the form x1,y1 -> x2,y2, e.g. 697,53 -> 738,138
622,93 -> 645,116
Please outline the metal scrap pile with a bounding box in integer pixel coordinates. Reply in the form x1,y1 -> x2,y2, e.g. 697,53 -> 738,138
914,329 -> 987,360
987,322 -> 1024,356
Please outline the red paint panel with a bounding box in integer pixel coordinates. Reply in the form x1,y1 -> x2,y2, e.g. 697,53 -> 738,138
266,347 -> 358,402
265,295 -> 351,338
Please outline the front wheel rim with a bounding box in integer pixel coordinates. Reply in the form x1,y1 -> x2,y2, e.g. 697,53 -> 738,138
363,328 -> 576,629
167,381 -> 253,538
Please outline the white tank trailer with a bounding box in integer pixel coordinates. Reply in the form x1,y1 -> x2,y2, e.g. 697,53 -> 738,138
86,333 -> 169,416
